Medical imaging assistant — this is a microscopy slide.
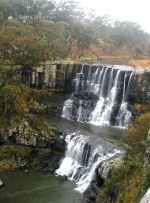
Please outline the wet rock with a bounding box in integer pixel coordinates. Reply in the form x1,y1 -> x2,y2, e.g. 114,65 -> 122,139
83,183 -> 99,203
24,169 -> 29,174
32,147 -> 64,174
84,157 -> 123,203
74,91 -> 98,100
51,136 -> 66,153
0,180 -> 4,187
57,175 -> 67,181
127,104 -> 140,118
128,72 -> 150,104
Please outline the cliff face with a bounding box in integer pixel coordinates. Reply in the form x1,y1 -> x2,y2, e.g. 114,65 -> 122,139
21,62 -> 82,92
128,72 -> 150,104
21,63 -> 150,103
21,62 -> 150,123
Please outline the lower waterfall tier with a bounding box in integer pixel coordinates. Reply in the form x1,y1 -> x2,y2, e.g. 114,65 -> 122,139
56,132 -> 122,193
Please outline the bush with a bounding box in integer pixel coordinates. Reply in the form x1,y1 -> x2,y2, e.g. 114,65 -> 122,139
97,113 -> 150,203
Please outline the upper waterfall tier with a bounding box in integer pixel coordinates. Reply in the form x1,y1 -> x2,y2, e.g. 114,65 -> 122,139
62,65 -> 133,127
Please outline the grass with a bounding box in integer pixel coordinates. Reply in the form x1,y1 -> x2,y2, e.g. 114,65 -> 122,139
128,60 -> 150,70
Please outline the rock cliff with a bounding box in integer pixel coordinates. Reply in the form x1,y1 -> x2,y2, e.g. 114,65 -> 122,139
21,63 -> 150,106
0,117 -> 66,173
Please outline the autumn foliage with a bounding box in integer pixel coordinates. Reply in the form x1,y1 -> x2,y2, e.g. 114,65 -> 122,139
97,113 -> 150,203
128,60 -> 150,71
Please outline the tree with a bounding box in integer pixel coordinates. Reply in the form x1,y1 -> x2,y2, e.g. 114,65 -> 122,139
0,0 -> 12,27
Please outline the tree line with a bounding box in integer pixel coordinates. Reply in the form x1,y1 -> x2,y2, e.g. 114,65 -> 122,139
0,0 -> 150,64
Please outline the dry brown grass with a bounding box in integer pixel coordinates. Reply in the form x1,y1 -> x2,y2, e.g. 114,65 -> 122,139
128,60 -> 150,70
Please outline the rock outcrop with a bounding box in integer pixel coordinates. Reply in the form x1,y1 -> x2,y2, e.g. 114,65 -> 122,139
0,118 -> 66,173
128,71 -> 150,104
0,119 -> 56,147
21,62 -> 81,92
83,156 -> 123,203
97,156 -> 123,181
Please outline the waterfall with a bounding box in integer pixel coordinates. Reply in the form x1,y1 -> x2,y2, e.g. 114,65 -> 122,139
116,72 -> 134,127
62,65 -> 133,127
56,132 -> 122,193
89,69 -> 121,126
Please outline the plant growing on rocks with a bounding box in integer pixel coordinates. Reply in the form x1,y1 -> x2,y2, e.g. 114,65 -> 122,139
96,113 -> 150,203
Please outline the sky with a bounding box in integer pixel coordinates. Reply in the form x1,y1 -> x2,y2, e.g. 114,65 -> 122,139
78,0 -> 150,33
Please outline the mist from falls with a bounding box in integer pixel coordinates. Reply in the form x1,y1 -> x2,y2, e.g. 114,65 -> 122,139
62,65 -> 133,127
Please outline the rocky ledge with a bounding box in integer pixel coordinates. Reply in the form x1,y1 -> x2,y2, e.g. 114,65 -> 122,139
0,117 -> 66,173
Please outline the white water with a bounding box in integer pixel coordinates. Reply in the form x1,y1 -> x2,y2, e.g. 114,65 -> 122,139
62,65 -> 133,127
116,72 -> 134,127
62,99 -> 73,119
89,69 -> 121,126
56,132 -> 122,193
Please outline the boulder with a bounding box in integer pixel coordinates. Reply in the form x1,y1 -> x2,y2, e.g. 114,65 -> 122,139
98,157 -> 123,181
51,136 -> 66,153
0,180 -> 4,187
57,175 -> 67,181
24,169 -> 29,174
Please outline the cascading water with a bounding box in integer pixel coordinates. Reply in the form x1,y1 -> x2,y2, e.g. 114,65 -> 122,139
56,132 -> 122,193
57,65 -> 132,194
62,65 -> 133,127
116,72 -> 134,126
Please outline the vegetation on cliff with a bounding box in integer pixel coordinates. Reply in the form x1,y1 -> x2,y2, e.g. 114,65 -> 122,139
128,59 -> 150,71
96,112 -> 150,203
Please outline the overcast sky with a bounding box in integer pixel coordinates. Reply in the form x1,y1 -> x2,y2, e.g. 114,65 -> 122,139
78,0 -> 150,33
